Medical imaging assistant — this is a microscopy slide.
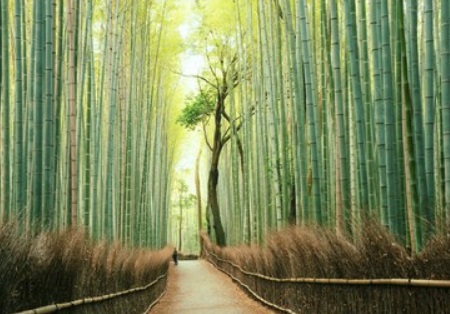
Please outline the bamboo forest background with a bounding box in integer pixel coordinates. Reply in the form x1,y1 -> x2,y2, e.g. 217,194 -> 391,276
1,0 -> 450,253
201,0 -> 450,252
0,0 -> 183,248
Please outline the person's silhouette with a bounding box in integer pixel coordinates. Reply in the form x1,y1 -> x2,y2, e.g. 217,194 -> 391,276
172,248 -> 178,265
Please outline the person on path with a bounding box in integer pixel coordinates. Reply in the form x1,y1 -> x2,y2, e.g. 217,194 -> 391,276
172,248 -> 178,265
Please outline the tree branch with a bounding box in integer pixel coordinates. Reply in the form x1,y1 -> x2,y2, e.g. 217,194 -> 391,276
205,37 -> 220,86
221,120 -> 245,146
221,103 -> 255,145
202,119 -> 213,151
222,105 -> 255,124
171,69 -> 218,90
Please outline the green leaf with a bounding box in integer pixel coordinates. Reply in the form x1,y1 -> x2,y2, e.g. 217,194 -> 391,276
177,89 -> 215,129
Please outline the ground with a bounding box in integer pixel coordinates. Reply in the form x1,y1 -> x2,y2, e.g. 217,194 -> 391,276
149,260 -> 275,313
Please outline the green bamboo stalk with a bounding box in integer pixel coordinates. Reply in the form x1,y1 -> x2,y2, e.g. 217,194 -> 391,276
26,0 -> 38,232
67,0 -> 78,226
434,0 -> 444,232
228,73 -> 243,242
281,0 -> 308,225
371,1 -> 388,226
13,0 -> 25,216
53,0 -> 64,228
330,0 -> 350,234
323,1 -> 336,229
83,6 -> 94,228
298,0 -> 322,223
236,0 -> 252,242
295,5 -> 308,225
381,0 -> 400,236
280,0 -> 298,226
43,0 -> 55,228
392,0 -> 406,239
357,0 -> 377,212
31,0 -> 46,230
319,0 -> 330,225
441,0 -> 450,225
0,0 -> 4,221
1,0 -> 11,221
274,1 -> 292,226
105,10 -> 122,241
344,0 -> 368,217
423,0 -> 436,234
259,0 -> 283,229
401,27 -> 420,251
92,0 -> 112,240
406,0 -> 427,232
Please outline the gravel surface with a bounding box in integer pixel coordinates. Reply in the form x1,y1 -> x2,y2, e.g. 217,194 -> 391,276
149,260 -> 275,314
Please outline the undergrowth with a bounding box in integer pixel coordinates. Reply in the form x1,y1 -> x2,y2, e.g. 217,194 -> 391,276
0,222 -> 172,314
202,221 -> 450,313
204,221 -> 450,280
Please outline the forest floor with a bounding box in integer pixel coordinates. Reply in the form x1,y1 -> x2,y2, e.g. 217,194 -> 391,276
149,260 -> 275,313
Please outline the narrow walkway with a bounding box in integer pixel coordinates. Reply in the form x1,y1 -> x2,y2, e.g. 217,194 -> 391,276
150,260 -> 274,314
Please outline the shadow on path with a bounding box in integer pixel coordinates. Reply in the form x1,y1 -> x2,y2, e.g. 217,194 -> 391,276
149,260 -> 274,313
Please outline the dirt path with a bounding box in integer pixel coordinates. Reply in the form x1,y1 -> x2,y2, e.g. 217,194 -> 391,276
149,260 -> 274,314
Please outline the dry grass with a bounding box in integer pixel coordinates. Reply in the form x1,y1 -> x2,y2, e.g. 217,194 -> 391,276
203,221 -> 450,313
415,232 -> 450,280
0,222 -> 172,314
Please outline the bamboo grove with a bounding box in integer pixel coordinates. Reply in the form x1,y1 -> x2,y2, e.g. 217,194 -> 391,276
188,0 -> 450,251
0,0 -> 182,248
2,0 -> 450,253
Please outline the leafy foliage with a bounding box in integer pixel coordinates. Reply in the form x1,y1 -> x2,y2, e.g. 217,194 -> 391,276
177,89 -> 216,129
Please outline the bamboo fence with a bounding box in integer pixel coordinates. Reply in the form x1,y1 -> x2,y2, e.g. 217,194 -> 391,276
204,249 -> 450,313
13,273 -> 167,314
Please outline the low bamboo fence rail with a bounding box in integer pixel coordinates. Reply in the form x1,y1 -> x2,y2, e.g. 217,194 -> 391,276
13,273 -> 167,314
204,249 -> 450,313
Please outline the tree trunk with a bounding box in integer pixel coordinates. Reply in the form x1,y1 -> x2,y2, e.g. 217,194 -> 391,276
208,164 -> 226,246
207,92 -> 227,246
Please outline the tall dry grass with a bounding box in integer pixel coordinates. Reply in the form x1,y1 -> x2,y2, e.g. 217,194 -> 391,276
203,221 -> 450,313
0,222 -> 172,314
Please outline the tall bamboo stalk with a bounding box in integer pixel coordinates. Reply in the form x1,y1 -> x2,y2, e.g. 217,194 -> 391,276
67,0 -> 77,226
13,0 -> 25,216
423,0 -> 436,234
442,0 -> 450,225
1,0 -> 11,221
